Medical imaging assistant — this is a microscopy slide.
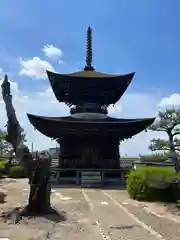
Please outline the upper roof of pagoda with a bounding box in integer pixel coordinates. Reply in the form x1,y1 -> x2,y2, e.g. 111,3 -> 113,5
46,26 -> 135,107
47,70 -> 135,106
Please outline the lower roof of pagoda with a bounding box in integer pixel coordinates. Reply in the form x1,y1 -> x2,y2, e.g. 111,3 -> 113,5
27,113 -> 155,140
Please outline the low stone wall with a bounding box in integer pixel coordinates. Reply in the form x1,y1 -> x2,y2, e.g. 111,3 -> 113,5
133,161 -> 175,169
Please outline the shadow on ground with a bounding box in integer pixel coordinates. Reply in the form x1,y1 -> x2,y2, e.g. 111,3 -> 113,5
0,205 -> 67,224
110,224 -> 140,230
43,208 -> 67,223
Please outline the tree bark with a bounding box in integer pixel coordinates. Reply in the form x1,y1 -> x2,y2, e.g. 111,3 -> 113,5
28,181 -> 51,214
168,130 -> 180,173
26,161 -> 52,214
1,76 -> 52,215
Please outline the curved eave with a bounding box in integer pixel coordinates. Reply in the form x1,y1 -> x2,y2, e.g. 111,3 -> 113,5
46,70 -> 135,79
27,113 -> 155,140
46,70 -> 135,105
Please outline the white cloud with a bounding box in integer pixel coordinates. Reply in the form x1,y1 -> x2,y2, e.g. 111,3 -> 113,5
42,45 -> 63,60
108,104 -> 122,115
114,92 -> 159,156
19,57 -> 54,79
159,93 -> 180,107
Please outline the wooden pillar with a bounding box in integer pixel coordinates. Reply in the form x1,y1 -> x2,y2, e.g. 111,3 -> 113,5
101,171 -> 105,185
120,171 -> 125,186
59,142 -> 64,168
76,171 -> 80,185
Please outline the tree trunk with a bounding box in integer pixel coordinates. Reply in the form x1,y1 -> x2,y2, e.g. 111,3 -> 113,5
28,182 -> 51,214
26,163 -> 52,214
168,131 -> 180,173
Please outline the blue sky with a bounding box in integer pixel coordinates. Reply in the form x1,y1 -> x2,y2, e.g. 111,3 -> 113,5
0,0 -> 180,155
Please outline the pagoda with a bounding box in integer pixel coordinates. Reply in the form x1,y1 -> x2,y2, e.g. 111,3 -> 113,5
27,27 -> 155,171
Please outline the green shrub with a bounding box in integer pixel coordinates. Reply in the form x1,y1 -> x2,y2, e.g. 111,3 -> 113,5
0,167 -> 2,177
127,167 -> 180,202
0,160 -> 7,168
124,170 -> 131,185
7,165 -> 26,178
0,161 -> 9,176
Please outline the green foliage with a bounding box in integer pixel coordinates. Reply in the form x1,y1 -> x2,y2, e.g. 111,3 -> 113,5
149,109 -> 180,133
124,170 -> 131,184
127,167 -> 180,202
0,129 -> 26,156
149,139 -> 170,152
148,108 -> 180,152
0,130 -> 12,155
148,108 -> 180,172
7,165 -> 26,178
0,160 -> 8,176
0,160 -> 6,168
139,154 -> 168,162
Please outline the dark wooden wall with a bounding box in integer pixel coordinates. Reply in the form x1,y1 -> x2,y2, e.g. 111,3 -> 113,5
58,136 -> 120,169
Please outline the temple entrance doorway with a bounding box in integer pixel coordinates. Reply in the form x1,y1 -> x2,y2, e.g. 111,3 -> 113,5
81,143 -> 100,168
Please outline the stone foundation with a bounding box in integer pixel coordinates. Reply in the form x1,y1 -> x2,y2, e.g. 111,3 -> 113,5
50,168 -> 127,187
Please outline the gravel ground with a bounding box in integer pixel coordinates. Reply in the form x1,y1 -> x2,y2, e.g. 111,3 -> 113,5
119,203 -> 180,240
165,203 -> 180,216
0,181 -> 103,240
105,190 -> 180,240
0,179 -> 180,239
84,189 -> 162,240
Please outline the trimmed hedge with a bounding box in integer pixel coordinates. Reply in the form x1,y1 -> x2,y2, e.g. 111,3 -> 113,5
126,167 -> 180,202
7,165 -> 26,178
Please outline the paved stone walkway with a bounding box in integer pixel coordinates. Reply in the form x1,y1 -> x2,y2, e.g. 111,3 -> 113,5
0,180 -> 180,239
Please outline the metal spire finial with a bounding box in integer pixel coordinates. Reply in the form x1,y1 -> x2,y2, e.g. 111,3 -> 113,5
4,74 -> 8,82
84,26 -> 94,71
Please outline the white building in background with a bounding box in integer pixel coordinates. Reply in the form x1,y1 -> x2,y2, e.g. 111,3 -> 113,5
48,148 -> 59,167
48,148 -> 59,158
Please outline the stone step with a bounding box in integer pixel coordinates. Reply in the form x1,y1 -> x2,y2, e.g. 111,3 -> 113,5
81,171 -> 101,176
81,178 -> 101,182
81,171 -> 102,187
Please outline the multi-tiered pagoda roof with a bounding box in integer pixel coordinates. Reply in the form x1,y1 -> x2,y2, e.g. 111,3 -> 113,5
46,70 -> 135,107
27,27 -> 155,142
